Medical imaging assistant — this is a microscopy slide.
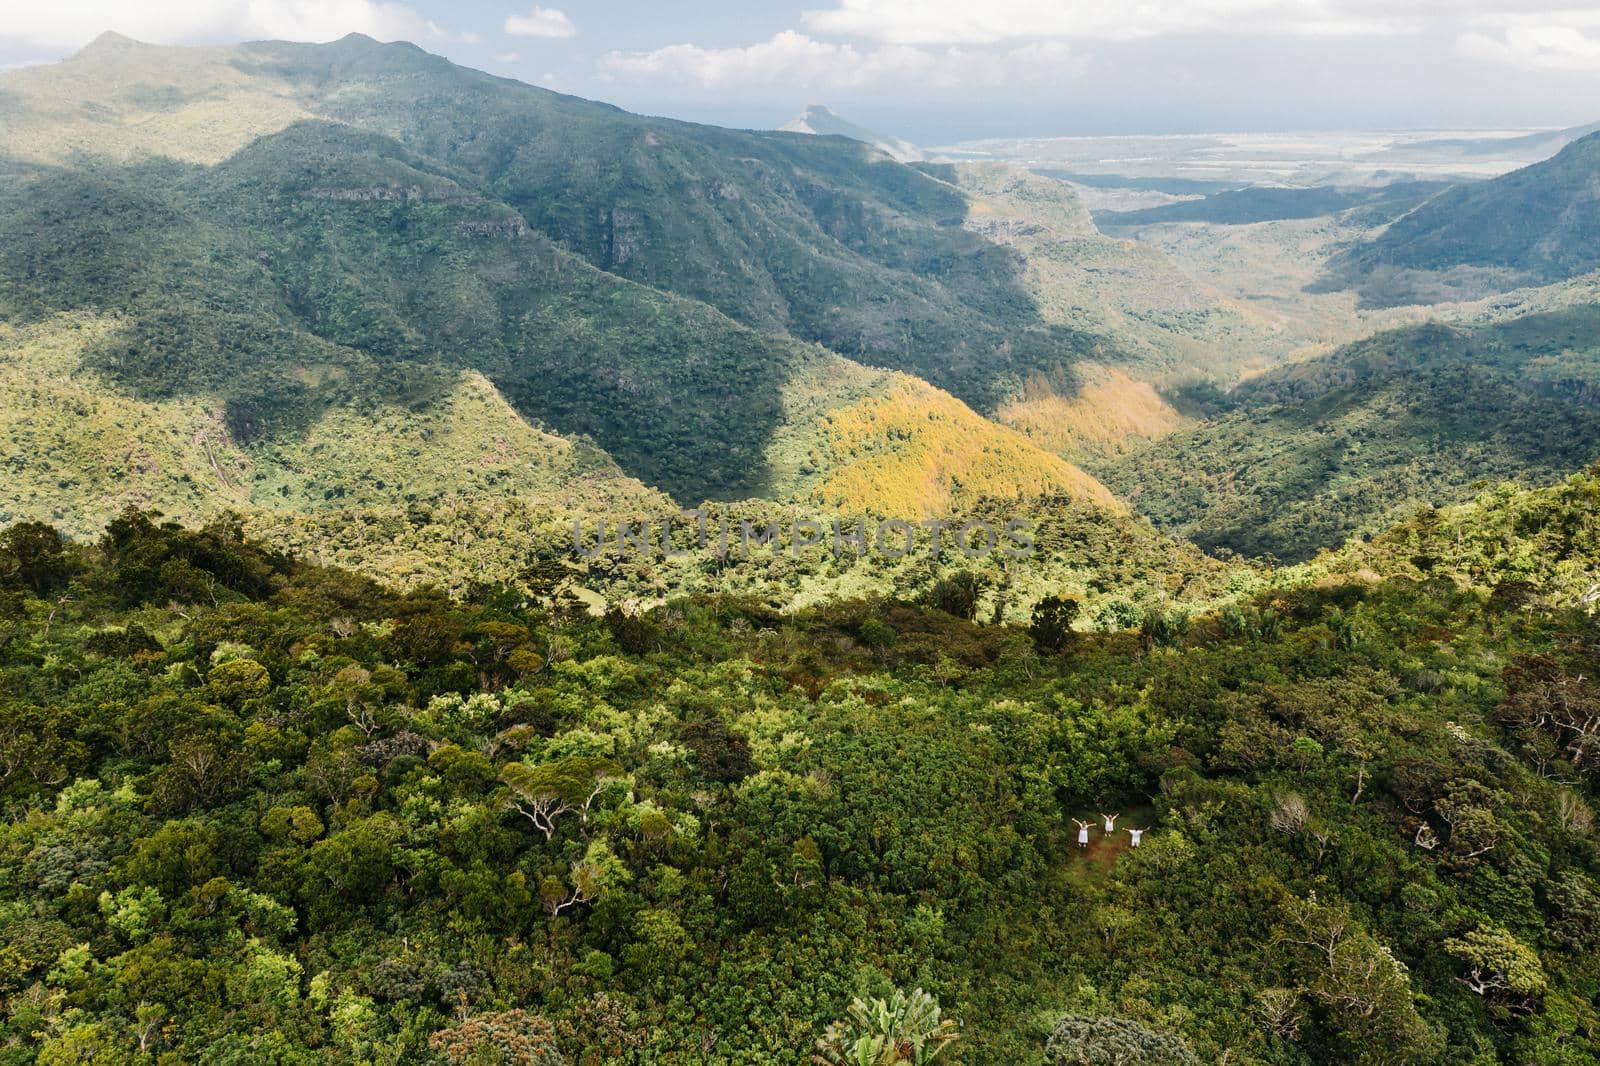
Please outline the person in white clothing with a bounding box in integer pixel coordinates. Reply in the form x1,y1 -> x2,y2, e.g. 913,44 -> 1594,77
1127,827 -> 1146,848
1073,819 -> 1092,848
1100,813 -> 1119,833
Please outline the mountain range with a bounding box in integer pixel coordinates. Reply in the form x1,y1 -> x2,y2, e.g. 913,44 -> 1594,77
5,31 -> 1600,588
1327,132 -> 1600,306
8,29 -> 1600,1065
0,32 -> 1136,523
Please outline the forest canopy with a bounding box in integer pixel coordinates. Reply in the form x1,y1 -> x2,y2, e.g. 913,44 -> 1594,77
0,482 -> 1597,1062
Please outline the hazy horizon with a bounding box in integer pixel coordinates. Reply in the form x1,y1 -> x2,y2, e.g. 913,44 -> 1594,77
5,2 -> 1600,145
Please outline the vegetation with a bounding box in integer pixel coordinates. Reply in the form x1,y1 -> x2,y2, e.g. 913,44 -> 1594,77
6,29 -> 1600,1066
242,489 -> 1237,625
1327,133 -> 1600,306
1094,180 -> 1450,229
0,313 -> 669,539
781,369 -> 1119,517
1,470 -> 1599,1061
1100,309 -> 1600,561
996,366 -> 1187,462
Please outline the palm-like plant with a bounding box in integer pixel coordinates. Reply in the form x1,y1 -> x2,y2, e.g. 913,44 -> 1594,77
814,987 -> 960,1065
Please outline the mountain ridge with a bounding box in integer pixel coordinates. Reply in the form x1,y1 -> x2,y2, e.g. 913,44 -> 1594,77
1326,131 -> 1600,306
780,104 -> 924,163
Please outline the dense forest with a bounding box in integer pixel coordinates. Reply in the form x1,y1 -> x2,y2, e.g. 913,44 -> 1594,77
6,28 -> 1600,1066
1100,309 -> 1600,562
1,468 -> 1598,1063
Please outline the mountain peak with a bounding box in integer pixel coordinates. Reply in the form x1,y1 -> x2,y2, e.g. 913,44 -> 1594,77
75,30 -> 145,56
779,104 -> 922,163
331,31 -> 390,47
795,104 -> 842,123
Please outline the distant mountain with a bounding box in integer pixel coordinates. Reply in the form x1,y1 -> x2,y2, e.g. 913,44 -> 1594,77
1094,180 -> 1453,229
1382,119 -> 1600,162
1098,308 -> 1600,560
0,34 -> 1137,530
1,33 -> 1119,418
780,104 -> 923,163
1325,133 -> 1600,306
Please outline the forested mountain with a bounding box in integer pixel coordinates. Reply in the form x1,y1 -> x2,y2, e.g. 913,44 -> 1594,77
1095,180 -> 1452,229
1327,132 -> 1600,306
1098,308 -> 1600,561
1,465 -> 1598,1061
1,32 -> 1117,414
0,119 -> 820,503
6,30 -> 1600,1065
0,32 -> 1161,534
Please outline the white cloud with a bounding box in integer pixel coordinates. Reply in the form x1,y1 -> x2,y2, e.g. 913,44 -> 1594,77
598,30 -> 1082,90
797,0 -> 1582,45
1458,18 -> 1600,70
799,0 -> 1404,44
504,6 -> 575,39
0,0 -> 459,49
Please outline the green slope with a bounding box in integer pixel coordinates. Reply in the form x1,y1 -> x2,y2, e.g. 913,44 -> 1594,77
0,312 -> 673,538
1327,132 -> 1600,306
2,33 -> 1121,413
0,121 -> 817,503
4,470 -> 1600,1060
1099,309 -> 1600,561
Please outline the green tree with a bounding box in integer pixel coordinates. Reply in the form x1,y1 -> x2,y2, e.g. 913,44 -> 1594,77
1045,1015 -> 1199,1066
814,987 -> 959,1065
1445,926 -> 1547,1017
1029,595 -> 1081,653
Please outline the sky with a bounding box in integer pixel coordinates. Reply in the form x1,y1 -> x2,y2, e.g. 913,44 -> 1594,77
2,1 -> 1600,142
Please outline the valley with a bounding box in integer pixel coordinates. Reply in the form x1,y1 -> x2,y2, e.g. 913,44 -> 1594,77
3,25 -> 1600,1066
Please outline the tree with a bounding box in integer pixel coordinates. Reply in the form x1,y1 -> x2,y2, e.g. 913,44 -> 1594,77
1029,595 -> 1080,653
1433,781 -> 1506,862
0,521 -> 75,595
924,572 -> 984,621
207,658 -> 271,704
1495,655 -> 1600,780
814,987 -> 958,1066
500,756 -> 624,840
429,1009 -> 564,1065
1139,607 -> 1188,649
1548,871 -> 1600,951
1045,1015 -> 1198,1066
679,710 -> 753,783
540,840 -> 628,917
1279,895 -> 1440,1057
1444,926 -> 1547,1017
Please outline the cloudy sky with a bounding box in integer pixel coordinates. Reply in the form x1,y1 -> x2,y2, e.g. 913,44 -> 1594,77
3,0 -> 1599,141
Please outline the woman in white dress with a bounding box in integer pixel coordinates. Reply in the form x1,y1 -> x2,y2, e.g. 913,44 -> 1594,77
1073,819 -> 1092,848
1127,827 -> 1146,848
1100,813 -> 1119,833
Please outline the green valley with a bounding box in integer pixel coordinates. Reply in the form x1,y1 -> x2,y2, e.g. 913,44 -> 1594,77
3,20 -> 1600,1066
